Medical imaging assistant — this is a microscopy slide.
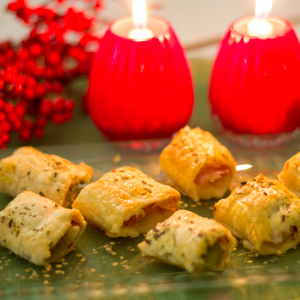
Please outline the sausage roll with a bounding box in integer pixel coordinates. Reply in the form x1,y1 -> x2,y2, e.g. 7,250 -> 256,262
159,126 -> 236,201
0,191 -> 86,266
138,210 -> 236,273
0,147 -> 93,207
72,166 -> 180,238
214,174 -> 300,255
278,152 -> 300,197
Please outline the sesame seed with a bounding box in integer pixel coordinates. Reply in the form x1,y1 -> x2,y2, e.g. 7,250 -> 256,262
190,204 -> 196,208
44,274 -> 50,278
277,250 -> 282,255
233,248 -> 237,251
112,262 -> 118,267
56,264 -> 62,268
62,262 -> 68,265
120,256 -> 124,260
76,254 -> 82,257
90,268 -> 96,272
130,249 -> 135,252
109,242 -> 116,245
93,252 -> 99,255
106,247 -> 112,251
247,260 -> 253,263
55,270 -> 64,274
209,207 -> 214,210
112,252 -> 117,255
44,281 -> 49,285
184,204 -> 188,208
196,202 -> 202,206
81,258 -> 86,262
25,269 -> 31,273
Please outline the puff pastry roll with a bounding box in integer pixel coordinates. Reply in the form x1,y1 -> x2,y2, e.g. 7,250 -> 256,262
159,126 -> 236,201
0,191 -> 86,266
214,174 -> 300,255
72,166 -> 180,237
138,210 -> 235,272
278,152 -> 300,197
0,147 -> 93,207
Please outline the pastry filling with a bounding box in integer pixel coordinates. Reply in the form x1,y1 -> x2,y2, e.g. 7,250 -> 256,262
47,220 -> 81,263
123,204 -> 165,227
194,165 -> 230,187
200,242 -> 225,270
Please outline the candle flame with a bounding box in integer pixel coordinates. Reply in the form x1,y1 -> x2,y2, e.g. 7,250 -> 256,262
255,0 -> 273,18
132,0 -> 148,29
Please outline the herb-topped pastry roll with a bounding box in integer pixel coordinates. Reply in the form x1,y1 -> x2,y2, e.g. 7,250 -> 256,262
72,166 -> 180,237
0,191 -> 86,266
138,210 -> 235,273
278,152 -> 300,197
0,147 -> 93,207
214,174 -> 300,255
159,126 -> 236,201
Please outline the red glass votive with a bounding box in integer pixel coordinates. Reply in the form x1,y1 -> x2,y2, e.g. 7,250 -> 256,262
209,16 -> 300,147
88,16 -> 194,141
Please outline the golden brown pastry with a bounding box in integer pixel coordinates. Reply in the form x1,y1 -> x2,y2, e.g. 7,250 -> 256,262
214,174 -> 300,255
72,166 -> 180,237
0,191 -> 86,266
0,146 -> 93,207
138,210 -> 236,273
278,152 -> 300,197
159,126 -> 236,201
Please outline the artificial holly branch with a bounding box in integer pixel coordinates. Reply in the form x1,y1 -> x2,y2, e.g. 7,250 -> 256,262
0,0 -> 103,148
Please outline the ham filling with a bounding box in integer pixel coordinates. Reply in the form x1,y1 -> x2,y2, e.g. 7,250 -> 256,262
194,165 -> 230,187
123,204 -> 165,228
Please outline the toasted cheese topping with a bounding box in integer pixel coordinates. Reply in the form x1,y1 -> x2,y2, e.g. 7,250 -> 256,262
73,166 -> 181,237
159,126 -> 236,201
0,191 -> 86,266
0,147 -> 93,206
214,174 -> 300,255
138,210 -> 236,272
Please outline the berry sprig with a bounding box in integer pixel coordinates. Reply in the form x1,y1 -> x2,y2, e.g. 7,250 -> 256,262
0,0 -> 104,148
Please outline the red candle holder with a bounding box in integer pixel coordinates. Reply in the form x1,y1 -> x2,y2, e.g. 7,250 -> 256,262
209,15 -> 300,147
88,16 -> 194,141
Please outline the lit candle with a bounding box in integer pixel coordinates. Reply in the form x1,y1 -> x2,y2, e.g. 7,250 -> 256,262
247,0 -> 274,37
128,0 -> 154,41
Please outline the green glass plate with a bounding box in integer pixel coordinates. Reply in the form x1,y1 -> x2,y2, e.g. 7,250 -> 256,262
1,140 -> 300,300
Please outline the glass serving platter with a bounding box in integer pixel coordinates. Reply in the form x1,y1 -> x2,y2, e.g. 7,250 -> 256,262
1,140 -> 300,300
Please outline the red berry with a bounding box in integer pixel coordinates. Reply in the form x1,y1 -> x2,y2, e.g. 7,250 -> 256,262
36,117 -> 47,127
44,66 -> 55,79
18,99 -> 29,109
35,84 -> 46,98
1,133 -> 10,144
19,128 -> 32,141
1,71 -> 15,83
47,51 -> 60,65
30,43 -> 42,57
51,113 -> 65,124
26,77 -> 37,87
52,98 -> 65,112
7,66 -> 18,76
34,127 -> 44,138
0,140 -> 5,149
17,48 -> 29,61
8,113 -> 18,123
39,100 -> 52,117
15,105 -> 25,117
13,120 -> 23,131
2,122 -> 11,133
24,120 -> 34,129
14,83 -> 23,97
0,99 -> 4,111
64,100 -> 75,112
64,112 -> 72,121
0,78 -> 4,90
23,87 -> 35,101
52,82 -> 63,93
0,112 -> 6,123
16,74 -> 27,85
4,102 -> 14,115
34,66 -> 44,77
